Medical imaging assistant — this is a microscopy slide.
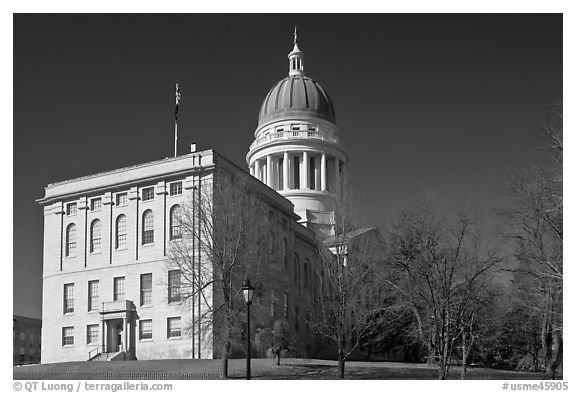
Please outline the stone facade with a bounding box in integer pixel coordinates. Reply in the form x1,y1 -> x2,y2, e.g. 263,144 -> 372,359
38,150 -> 320,363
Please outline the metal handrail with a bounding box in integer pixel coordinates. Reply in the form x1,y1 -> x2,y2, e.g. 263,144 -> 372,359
88,345 -> 106,360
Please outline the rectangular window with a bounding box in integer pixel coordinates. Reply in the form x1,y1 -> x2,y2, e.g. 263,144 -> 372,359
295,306 -> 300,331
63,283 -> 74,314
116,193 -> 127,207
91,198 -> 102,211
309,157 -> 316,190
87,325 -> 99,345
140,273 -> 152,306
283,293 -> 288,319
139,319 -> 152,340
170,182 -> 182,196
167,317 -> 181,338
142,187 -> 155,201
88,280 -> 99,311
114,276 -> 125,301
168,270 -> 181,303
293,156 -> 300,189
271,290 -> 277,318
66,202 -> 77,216
62,327 -> 74,346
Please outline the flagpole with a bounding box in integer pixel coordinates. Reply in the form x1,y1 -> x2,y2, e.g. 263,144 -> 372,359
174,83 -> 181,157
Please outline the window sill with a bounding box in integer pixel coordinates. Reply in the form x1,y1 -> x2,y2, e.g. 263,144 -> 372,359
168,336 -> 182,340
87,343 -> 99,347
63,312 -> 75,316
168,301 -> 181,305
141,199 -> 154,203
140,304 -> 153,309
115,248 -> 127,252
142,243 -> 155,247
90,251 -> 102,255
88,310 -> 99,314
139,339 -> 153,342
64,256 -> 77,260
62,345 -> 75,348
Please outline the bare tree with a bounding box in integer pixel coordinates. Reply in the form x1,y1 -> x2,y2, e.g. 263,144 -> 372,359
501,106 -> 563,378
259,319 -> 301,366
309,183 -> 387,379
386,195 -> 502,379
167,167 -> 274,378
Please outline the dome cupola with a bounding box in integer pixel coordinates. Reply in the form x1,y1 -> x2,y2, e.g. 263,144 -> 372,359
247,28 -> 349,237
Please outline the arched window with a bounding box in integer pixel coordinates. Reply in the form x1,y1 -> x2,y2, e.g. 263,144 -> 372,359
90,219 -> 101,253
282,238 -> 288,268
294,253 -> 300,286
116,215 -> 127,250
303,261 -> 309,288
142,210 -> 154,245
65,224 -> 76,257
170,205 -> 182,240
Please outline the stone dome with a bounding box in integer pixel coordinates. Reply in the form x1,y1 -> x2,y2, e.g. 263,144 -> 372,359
257,75 -> 336,127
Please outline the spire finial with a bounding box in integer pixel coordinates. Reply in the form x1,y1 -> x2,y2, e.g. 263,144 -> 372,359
294,25 -> 298,45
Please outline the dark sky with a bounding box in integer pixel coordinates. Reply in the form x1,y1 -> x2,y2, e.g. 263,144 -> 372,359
13,14 -> 562,319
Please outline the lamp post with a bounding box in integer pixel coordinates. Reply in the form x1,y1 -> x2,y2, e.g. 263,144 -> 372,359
242,279 -> 255,380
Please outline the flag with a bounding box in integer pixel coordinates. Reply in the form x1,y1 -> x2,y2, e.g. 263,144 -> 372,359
175,83 -> 182,121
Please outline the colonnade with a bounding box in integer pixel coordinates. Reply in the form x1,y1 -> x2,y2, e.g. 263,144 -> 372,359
250,151 -> 341,193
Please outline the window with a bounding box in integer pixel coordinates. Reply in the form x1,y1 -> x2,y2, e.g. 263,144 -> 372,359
142,210 -> 154,245
142,187 -> 154,201
283,293 -> 288,319
114,276 -> 125,301
304,261 -> 309,288
309,157 -> 316,190
62,327 -> 74,346
87,325 -> 99,345
116,215 -> 127,250
170,182 -> 182,196
88,280 -> 99,311
140,273 -> 152,306
139,319 -> 152,340
270,290 -> 277,318
91,198 -> 102,211
116,193 -> 127,207
167,317 -> 181,338
282,238 -> 288,268
63,283 -> 74,314
90,219 -> 101,253
168,270 -> 181,303
65,224 -> 76,257
66,202 -> 77,216
295,306 -> 300,331
294,253 -> 300,286
170,205 -> 182,240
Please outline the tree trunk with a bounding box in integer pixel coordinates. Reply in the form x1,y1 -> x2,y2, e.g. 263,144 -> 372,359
545,329 -> 562,379
461,331 -> 468,380
337,350 -> 346,379
276,352 -> 281,366
221,357 -> 229,379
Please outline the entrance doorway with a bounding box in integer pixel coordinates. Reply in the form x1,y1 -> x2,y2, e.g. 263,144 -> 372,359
106,319 -> 124,352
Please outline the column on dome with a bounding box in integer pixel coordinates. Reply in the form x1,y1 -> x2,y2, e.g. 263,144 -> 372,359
255,160 -> 261,182
267,155 -> 272,187
334,157 -> 340,194
250,165 -> 254,176
283,152 -> 289,190
313,155 -> 320,190
302,151 -> 309,190
321,153 -> 327,191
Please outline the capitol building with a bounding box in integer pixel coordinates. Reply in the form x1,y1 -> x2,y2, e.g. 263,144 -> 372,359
38,34 -> 349,363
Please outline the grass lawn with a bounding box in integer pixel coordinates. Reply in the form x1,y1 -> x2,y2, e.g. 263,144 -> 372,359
14,358 -> 548,380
